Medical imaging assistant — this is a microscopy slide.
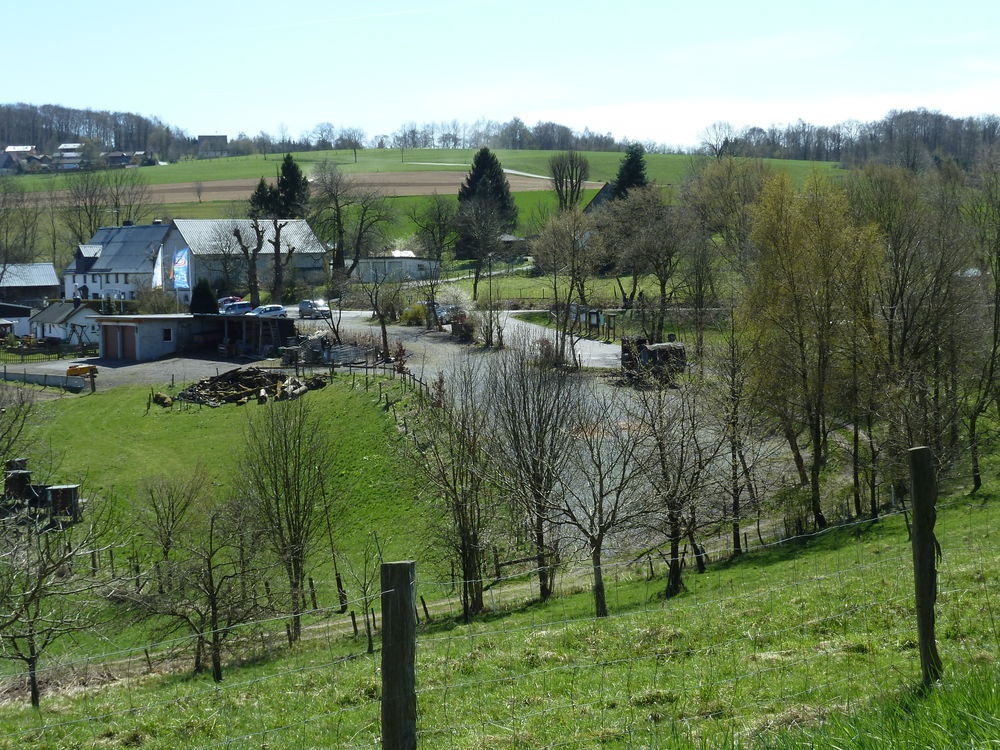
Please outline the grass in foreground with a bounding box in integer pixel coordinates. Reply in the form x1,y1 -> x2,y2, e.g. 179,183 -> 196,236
0,477 -> 994,748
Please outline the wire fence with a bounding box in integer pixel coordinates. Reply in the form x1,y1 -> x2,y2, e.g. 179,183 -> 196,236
0,492 -> 994,748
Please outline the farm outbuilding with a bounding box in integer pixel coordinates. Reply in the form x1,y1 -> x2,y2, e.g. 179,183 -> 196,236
96,312 -> 296,362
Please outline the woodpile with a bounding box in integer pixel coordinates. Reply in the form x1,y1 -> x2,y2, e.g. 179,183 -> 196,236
177,367 -> 327,407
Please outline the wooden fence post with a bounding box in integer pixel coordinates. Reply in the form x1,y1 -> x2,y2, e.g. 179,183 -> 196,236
381,561 -> 416,750
908,446 -> 943,686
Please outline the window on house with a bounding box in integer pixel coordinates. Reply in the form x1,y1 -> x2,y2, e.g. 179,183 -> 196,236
92,275 -> 98,284
124,274 -> 129,284
162,328 -> 173,342
129,292 -> 135,300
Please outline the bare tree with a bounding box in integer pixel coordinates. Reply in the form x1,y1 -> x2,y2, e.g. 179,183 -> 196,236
62,169 -> 110,244
358,265 -> 407,359
555,383 -> 648,617
410,192 -> 458,262
629,376 -> 722,598
0,177 -> 42,285
962,147 -> 1000,492
485,345 -> 578,601
598,186 -> 686,342
456,195 -> 504,302
232,222 -> 265,307
309,159 -> 395,281
0,503 -> 118,707
342,533 -> 381,654
200,220 -> 246,296
410,360 -> 494,620
104,167 -> 153,226
236,398 -> 331,642
133,486 -> 268,682
700,121 -> 736,159
531,208 -> 600,364
61,168 -> 152,245
549,151 -> 590,211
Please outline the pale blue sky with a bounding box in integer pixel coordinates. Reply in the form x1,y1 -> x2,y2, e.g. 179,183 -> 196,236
5,0 -> 999,148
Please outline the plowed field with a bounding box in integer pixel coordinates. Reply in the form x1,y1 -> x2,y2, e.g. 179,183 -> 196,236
149,170 -> 559,203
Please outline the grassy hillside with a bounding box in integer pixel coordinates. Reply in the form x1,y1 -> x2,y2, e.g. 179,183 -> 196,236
20,148 -> 838,194
0,376 -> 995,747
27,377 -> 429,576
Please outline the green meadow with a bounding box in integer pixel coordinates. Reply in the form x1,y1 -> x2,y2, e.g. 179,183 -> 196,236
0,369 -> 994,748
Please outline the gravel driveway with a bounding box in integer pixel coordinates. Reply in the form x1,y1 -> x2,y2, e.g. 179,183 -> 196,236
6,312 -> 622,393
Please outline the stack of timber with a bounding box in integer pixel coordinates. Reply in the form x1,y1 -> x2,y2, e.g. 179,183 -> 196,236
176,367 -> 327,407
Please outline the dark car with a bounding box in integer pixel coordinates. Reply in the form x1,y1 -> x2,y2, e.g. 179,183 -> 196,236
298,299 -> 332,319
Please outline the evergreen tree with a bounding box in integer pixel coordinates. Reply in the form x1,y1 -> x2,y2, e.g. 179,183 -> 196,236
246,154 -> 310,304
456,147 -> 517,260
189,277 -> 217,314
249,154 -> 309,218
275,153 -> 309,217
612,143 -> 648,199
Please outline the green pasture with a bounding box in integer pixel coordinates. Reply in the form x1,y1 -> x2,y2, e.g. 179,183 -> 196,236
28,378 -> 427,572
1,381 -> 996,750
19,148 -> 839,194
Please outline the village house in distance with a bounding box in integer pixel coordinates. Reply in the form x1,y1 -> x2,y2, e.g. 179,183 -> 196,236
63,219 -> 329,303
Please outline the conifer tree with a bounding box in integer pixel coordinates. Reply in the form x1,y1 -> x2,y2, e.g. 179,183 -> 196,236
456,147 -> 517,261
612,143 -> 649,199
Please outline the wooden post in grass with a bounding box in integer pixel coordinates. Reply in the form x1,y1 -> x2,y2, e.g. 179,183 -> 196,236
381,561 -> 416,750
908,446 -> 943,686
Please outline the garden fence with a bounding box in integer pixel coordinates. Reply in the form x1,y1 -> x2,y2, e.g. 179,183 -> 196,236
0,485 -> 993,748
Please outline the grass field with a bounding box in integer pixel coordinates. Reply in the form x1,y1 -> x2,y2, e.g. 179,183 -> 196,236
0,373 -> 995,747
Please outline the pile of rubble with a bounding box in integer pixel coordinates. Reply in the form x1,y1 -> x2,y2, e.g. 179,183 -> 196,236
176,367 -> 327,407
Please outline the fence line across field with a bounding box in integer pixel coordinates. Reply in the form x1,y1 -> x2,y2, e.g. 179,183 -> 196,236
0,453 -> 992,747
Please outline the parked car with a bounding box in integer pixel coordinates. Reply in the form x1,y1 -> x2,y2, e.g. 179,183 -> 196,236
298,299 -> 332,319
217,296 -> 242,312
221,301 -> 253,315
246,304 -> 287,318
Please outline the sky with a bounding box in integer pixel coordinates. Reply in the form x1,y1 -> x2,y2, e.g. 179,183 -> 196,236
5,0 -> 1000,150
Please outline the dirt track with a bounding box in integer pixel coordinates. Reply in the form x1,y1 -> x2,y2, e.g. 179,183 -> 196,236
149,171 -> 562,204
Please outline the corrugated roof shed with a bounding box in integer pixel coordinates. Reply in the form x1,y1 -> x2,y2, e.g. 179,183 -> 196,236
0,263 -> 59,288
172,219 -> 326,255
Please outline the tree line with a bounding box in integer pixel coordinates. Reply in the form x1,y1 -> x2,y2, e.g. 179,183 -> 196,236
401,141 -> 1000,624
703,108 -> 1000,168
0,103 -> 630,162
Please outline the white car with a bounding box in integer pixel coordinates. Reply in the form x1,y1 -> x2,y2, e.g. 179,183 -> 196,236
246,304 -> 287,318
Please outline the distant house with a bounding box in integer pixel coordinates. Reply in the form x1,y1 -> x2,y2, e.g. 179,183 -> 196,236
103,151 -> 132,168
197,135 -> 229,159
29,302 -> 100,343
352,252 -> 440,283
0,263 -> 60,304
63,219 -> 329,302
3,145 -> 49,174
52,143 -> 84,171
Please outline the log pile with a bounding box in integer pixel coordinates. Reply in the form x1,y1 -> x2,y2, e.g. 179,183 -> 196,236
177,367 -> 327,407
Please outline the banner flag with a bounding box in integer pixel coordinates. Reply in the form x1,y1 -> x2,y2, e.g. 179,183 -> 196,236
172,248 -> 191,290
152,246 -> 163,289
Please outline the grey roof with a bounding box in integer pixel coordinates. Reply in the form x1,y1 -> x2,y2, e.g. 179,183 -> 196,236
0,263 -> 59,288
30,302 -> 97,325
172,219 -> 326,256
66,224 -> 171,275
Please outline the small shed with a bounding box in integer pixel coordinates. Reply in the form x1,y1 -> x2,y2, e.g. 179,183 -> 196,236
96,314 -> 193,361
